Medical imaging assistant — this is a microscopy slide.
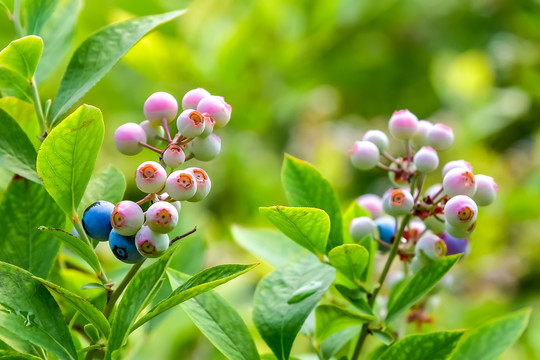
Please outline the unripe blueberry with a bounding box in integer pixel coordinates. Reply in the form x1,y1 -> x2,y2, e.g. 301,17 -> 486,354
114,123 -> 146,155
187,133 -> 221,161
444,195 -> 478,228
111,201 -> 144,236
424,213 -> 446,234
424,183 -> 443,201
176,110 -> 206,138
348,141 -> 379,170
415,232 -> 447,260
109,230 -> 144,263
199,113 -> 215,138
443,168 -> 477,197
182,88 -> 211,110
382,189 -> 414,216
139,120 -> 164,147
473,175 -> 499,206
165,170 -> 197,201
408,218 -> 426,243
82,201 -> 114,241
356,194 -> 383,219
135,226 -> 169,258
440,232 -> 469,255
445,220 -> 475,239
362,130 -> 389,152
144,92 -> 178,125
374,217 -> 396,245
146,201 -> 179,234
413,146 -> 439,173
186,167 -> 211,202
349,217 -> 377,242
388,110 -> 419,140
426,123 -> 454,151
158,192 -> 182,213
162,145 -> 185,168
197,95 -> 231,129
135,161 -> 167,194
442,160 -> 473,178
411,120 -> 433,148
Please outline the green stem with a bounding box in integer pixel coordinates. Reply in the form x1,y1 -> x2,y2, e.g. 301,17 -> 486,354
29,77 -> 47,135
103,261 -> 145,319
72,217 -> 110,285
351,213 -> 412,360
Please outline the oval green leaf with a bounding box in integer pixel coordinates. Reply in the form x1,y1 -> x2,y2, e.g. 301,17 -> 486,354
77,165 -> 126,217
315,304 -> 374,343
0,36 -> 43,78
378,331 -> 464,360
328,244 -> 369,285
20,0 -> 59,35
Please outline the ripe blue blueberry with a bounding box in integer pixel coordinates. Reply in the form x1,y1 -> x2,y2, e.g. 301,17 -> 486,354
82,201 -> 114,241
348,141 -> 380,170
374,217 -> 396,245
440,232 -> 469,255
109,230 -> 145,263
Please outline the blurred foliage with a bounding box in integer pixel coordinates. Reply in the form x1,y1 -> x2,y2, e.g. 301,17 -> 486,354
1,0 -> 540,358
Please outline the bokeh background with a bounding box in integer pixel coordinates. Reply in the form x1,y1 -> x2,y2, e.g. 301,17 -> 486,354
2,0 -> 540,358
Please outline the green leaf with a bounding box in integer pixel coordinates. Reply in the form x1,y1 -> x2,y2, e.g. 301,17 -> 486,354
448,308 -> 531,360
281,154 -> 343,251
357,235 -> 377,283
33,277 -> 110,338
231,225 -> 307,267
315,304 -> 374,343
288,281 -> 325,304
342,201 -> 371,244
168,269 -> 260,360
38,226 -> 101,274
253,255 -> 336,360
320,326 -> 361,360
132,263 -> 257,331
21,0 -> 59,35
0,67 -> 32,102
0,97 -> 41,149
378,331 -> 463,360
77,165 -> 126,217
106,251 -> 175,360
0,36 -> 43,78
0,178 -> 65,277
0,350 -> 41,359
0,109 -> 40,183
260,206 -> 330,256
0,262 -> 77,360
386,255 -> 461,323
328,244 -> 369,285
372,328 -> 395,345
37,104 -> 104,216
334,285 -> 374,316
50,10 -> 185,123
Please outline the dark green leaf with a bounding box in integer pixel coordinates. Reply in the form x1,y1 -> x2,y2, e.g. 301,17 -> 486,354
231,225 -> 307,267
0,262 -> 77,360
386,255 -> 460,323
253,255 -> 336,360
315,304 -> 374,343
0,350 -> 40,359
37,104 -> 104,216
0,36 -> 43,78
448,308 -> 531,360
77,165 -> 126,217
0,109 -> 40,183
83,324 -> 100,343
168,270 -> 260,360
378,331 -> 463,360
0,178 -> 65,277
328,244 -> 369,285
50,10 -> 185,123
33,277 -> 110,338
281,154 -> 343,251
132,263 -> 257,331
260,206 -> 330,256
21,0 -> 59,35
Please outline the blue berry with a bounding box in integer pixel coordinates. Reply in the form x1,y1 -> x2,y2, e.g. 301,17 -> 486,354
82,201 -> 114,241
374,217 -> 396,245
109,230 -> 145,263
440,232 -> 469,255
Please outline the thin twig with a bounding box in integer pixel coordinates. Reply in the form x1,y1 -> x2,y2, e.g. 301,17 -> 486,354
139,141 -> 163,154
170,227 -> 197,245
162,118 -> 172,142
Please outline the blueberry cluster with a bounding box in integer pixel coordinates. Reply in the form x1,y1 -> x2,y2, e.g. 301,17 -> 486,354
82,89 -> 230,263
348,110 -> 498,272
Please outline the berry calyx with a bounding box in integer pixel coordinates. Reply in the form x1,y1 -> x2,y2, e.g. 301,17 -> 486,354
135,226 -> 169,258
165,170 -> 198,201
135,161 -> 167,194
111,200 -> 144,236
146,201 -> 179,234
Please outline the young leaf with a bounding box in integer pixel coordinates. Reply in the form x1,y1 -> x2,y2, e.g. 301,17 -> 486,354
0,262 -> 77,360
231,225 -> 307,267
378,331 -> 464,360
328,244 -> 369,285
315,304 -> 374,343
33,277 -> 110,338
0,178 -> 65,277
334,285 -> 374,316
50,10 -> 185,123
0,350 -> 41,359
320,326 -> 362,360
168,270 -> 260,360
20,0 -> 59,35
253,255 -> 336,360
260,206 -> 330,256
0,36 -> 43,78
131,263 -> 257,331
386,254 -> 460,323
38,227 -> 101,275
0,110 -> 40,183
448,308 -> 531,360
282,154 -> 343,251
77,165 -> 126,216
0,67 -> 32,102
37,104 -> 104,216
0,97 -> 41,149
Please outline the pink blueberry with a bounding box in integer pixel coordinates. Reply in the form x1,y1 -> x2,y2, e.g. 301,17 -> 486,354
356,194 -> 383,219
442,160 -> 473,178
143,92 -> 178,125
197,95 -> 231,129
176,109 -> 206,138
426,123 -> 454,151
162,145 -> 185,168
388,110 -> 419,140
382,189 -> 414,216
146,201 -> 179,234
182,88 -> 211,110
473,174 -> 499,206
415,232 -> 447,260
185,167 -> 211,202
444,195 -> 478,228
135,161 -> 167,194
111,200 -> 144,236
135,226 -> 169,258
165,170 -> 197,201
413,146 -> 439,173
114,123 -> 147,155
362,130 -> 389,152
187,133 -> 221,161
443,168 -> 477,197
411,120 -> 433,148
348,141 -> 380,170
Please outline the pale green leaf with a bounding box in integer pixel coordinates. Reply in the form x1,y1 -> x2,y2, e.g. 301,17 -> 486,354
0,36 -> 43,78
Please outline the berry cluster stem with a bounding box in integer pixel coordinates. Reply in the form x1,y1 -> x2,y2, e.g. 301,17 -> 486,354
29,77 -> 48,136
351,213 -> 412,360
102,260 -> 145,319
